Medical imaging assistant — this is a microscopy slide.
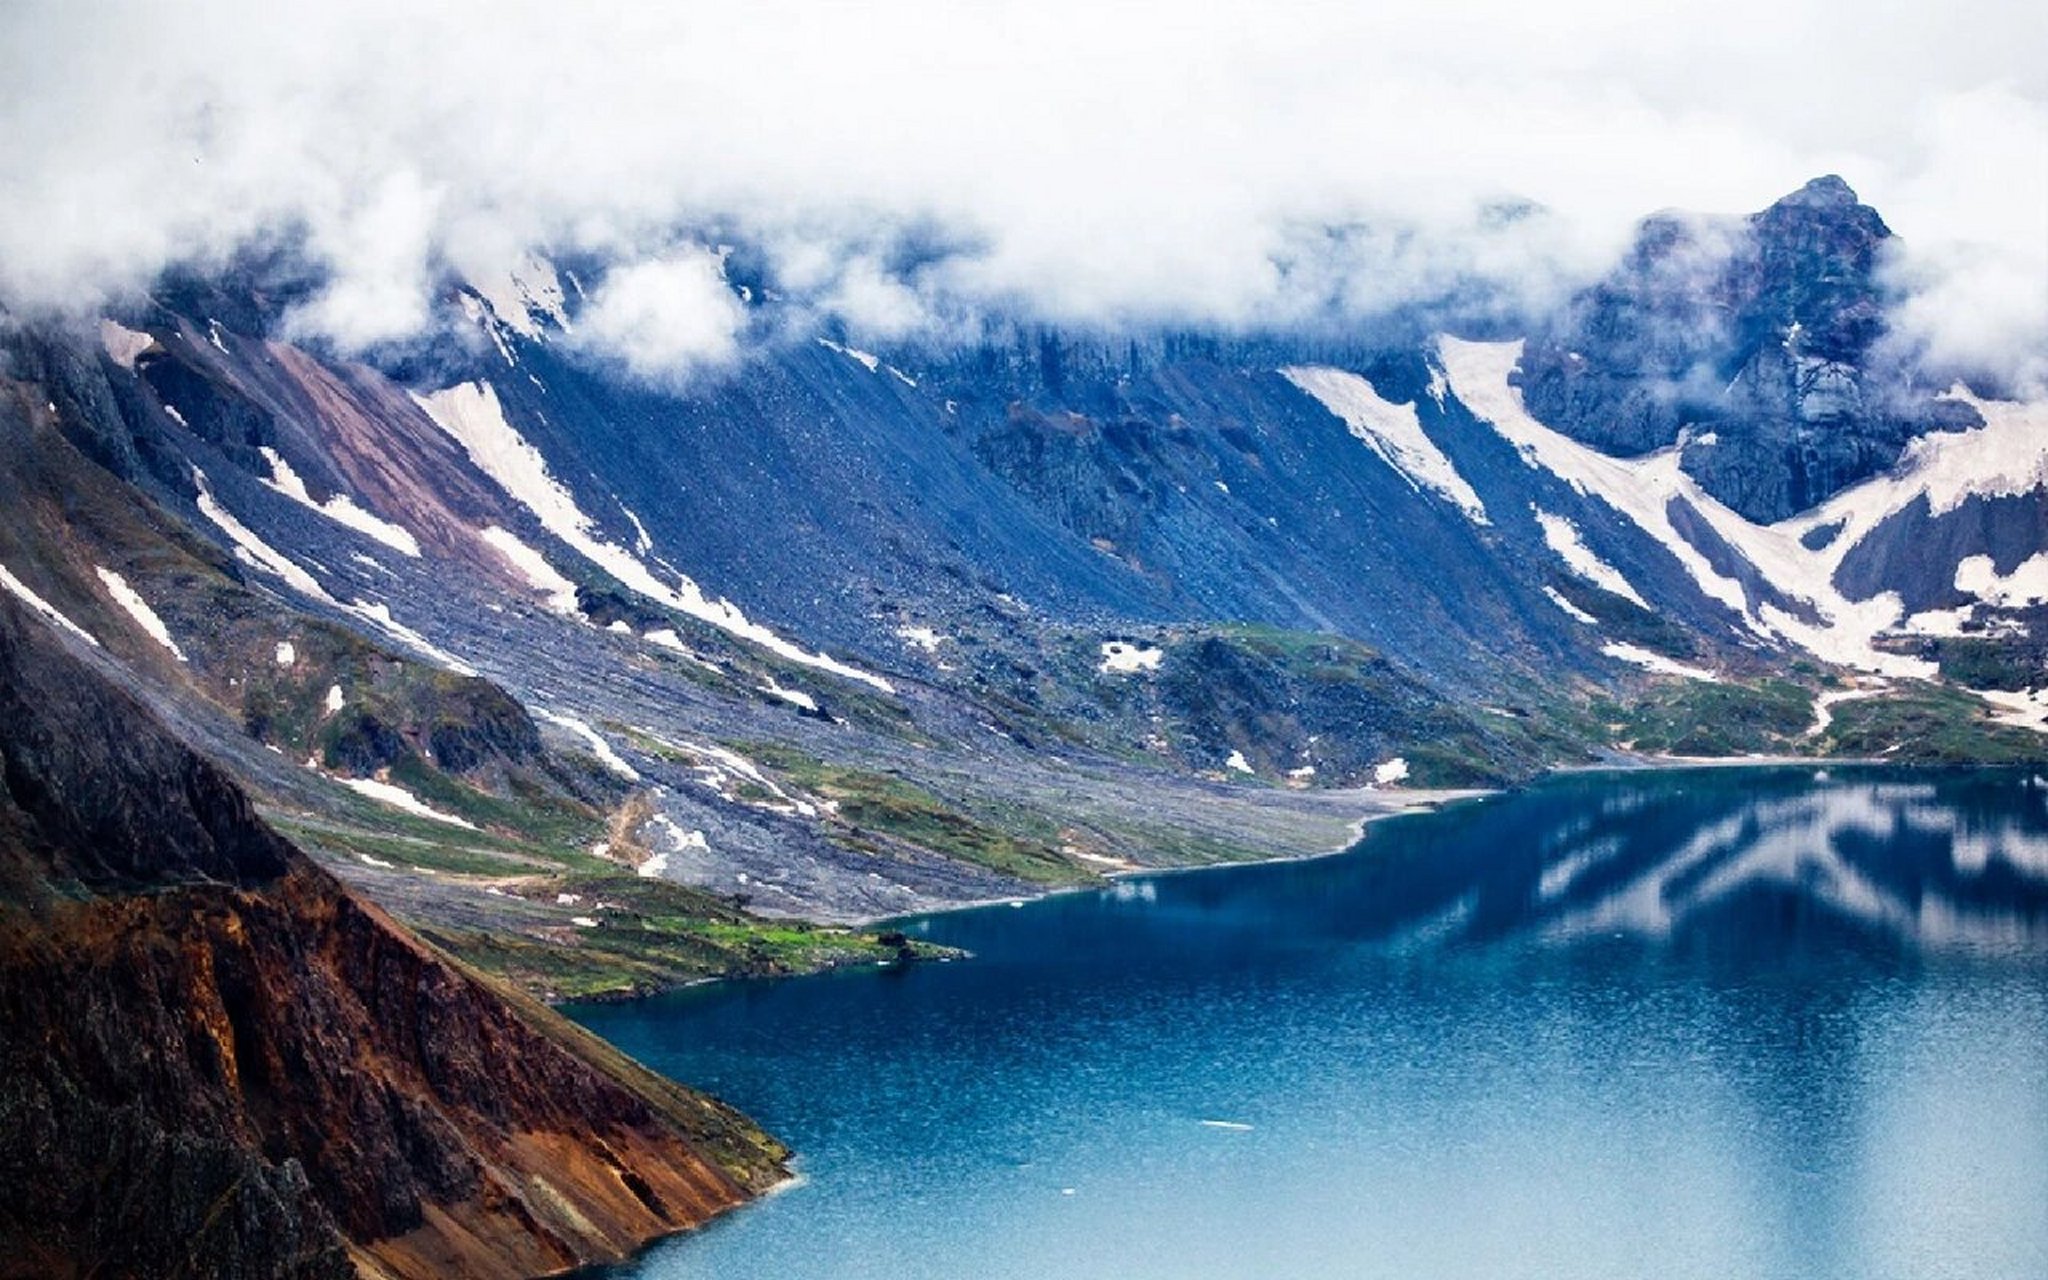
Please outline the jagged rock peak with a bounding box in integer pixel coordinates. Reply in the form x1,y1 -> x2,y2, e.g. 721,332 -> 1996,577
1775,174 -> 1863,210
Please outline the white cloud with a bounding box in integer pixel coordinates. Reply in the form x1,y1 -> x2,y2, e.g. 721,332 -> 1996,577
571,248 -> 746,381
0,0 -> 2040,379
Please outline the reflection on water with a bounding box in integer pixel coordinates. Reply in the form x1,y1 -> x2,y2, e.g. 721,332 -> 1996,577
577,767 -> 2048,1280
1190,767 -> 2048,956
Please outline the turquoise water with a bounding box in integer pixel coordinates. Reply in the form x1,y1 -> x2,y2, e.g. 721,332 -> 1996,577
574,767 -> 2048,1279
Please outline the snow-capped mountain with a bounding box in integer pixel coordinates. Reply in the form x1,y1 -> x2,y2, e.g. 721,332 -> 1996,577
3,175 -> 2045,941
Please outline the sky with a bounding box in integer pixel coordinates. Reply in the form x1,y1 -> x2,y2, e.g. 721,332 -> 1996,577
1,0 -> 2042,384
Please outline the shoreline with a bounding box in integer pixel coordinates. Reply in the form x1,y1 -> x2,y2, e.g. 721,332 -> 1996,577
562,754 -> 1954,1005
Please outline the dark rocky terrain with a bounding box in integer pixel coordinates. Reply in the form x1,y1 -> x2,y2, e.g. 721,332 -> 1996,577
0,595 -> 789,1278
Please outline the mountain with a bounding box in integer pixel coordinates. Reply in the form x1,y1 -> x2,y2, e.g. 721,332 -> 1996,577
1,175 -> 2045,1274
1518,175 -> 1982,523
0,593 -> 788,1278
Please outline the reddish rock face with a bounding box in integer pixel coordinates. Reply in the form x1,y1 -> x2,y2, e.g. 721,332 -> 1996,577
0,597 -> 788,1279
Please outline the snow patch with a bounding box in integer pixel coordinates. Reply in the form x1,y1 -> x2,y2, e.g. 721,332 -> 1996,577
337,777 -> 478,829
1809,682 -> 1890,737
325,684 -> 344,712
1374,757 -> 1411,786
467,253 -> 571,339
1601,643 -> 1720,682
1979,688 -> 2048,733
0,563 -> 99,646
534,709 -> 640,781
1955,553 -> 2048,609
1281,365 -> 1489,525
257,448 -> 421,557
758,678 -> 819,711
479,526 -> 581,615
342,599 -> 478,675
1100,641 -> 1164,674
413,381 -> 890,691
816,337 -> 881,372
897,625 -> 946,653
619,504 -> 654,555
94,567 -> 185,660
194,468 -> 337,603
1225,749 -> 1254,774
274,641 -> 296,666
1542,585 -> 1598,625
1532,508 -> 1649,608
1437,338 -> 1933,677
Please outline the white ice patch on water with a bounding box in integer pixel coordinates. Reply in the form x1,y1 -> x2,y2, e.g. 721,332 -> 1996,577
257,447 -> 421,557
1100,641 -> 1164,674
1437,338 -> 1934,677
1281,365 -> 1490,525
1532,508 -> 1650,608
816,337 -> 881,372
94,567 -> 185,660
0,563 -> 99,646
413,381 -> 890,691
1601,643 -> 1720,682
337,776 -> 478,828
534,709 -> 640,780
479,526 -> 581,615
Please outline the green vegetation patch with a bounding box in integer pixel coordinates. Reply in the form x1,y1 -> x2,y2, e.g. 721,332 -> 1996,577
1598,678 -> 1816,757
1819,683 -> 2048,764
744,743 -> 1088,884
423,874 -> 959,1002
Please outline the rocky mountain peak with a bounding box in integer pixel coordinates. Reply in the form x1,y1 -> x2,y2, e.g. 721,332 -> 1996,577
1771,173 -> 1865,212
1515,174 -> 1969,522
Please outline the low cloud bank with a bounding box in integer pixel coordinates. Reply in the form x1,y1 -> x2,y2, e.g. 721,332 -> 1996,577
1,1 -> 2040,387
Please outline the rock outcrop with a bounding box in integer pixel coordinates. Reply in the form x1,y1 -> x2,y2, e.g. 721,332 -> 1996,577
1517,176 -> 1980,523
0,595 -> 788,1279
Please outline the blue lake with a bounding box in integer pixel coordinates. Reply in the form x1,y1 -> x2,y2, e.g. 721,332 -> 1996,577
573,767 -> 2048,1279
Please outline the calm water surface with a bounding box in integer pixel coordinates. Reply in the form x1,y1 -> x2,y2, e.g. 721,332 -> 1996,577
574,767 -> 2048,1279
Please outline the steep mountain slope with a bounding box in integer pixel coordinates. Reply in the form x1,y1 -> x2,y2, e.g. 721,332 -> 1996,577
0,594 -> 788,1279
3,173 -> 2044,957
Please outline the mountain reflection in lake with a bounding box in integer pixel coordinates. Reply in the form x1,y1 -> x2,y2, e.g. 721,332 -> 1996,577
577,767 -> 2048,1280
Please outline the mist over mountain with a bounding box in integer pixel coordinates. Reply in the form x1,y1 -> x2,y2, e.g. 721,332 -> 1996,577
4,6 -> 2048,1276
3,1 -> 2043,390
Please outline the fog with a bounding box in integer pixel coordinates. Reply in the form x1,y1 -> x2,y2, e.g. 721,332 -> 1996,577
2,1 -> 2040,384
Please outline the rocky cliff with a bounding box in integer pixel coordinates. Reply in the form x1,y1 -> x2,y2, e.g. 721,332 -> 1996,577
1518,176 -> 1980,522
0,595 -> 788,1279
